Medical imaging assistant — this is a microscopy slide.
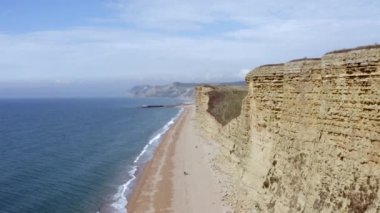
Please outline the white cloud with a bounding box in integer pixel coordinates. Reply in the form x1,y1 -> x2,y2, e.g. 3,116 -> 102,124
1,0 -> 380,85
108,0 -> 380,31
0,28 -> 264,83
238,69 -> 251,78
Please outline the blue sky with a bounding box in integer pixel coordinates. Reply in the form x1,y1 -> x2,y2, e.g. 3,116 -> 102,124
0,0 -> 103,32
0,0 -> 379,96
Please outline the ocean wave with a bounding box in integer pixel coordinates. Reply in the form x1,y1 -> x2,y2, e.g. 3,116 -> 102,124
110,108 -> 184,213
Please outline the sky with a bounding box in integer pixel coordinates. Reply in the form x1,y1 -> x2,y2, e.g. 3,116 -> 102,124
0,0 -> 379,97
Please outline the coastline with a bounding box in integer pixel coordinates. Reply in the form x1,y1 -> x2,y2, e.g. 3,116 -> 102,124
126,105 -> 231,212
110,107 -> 184,212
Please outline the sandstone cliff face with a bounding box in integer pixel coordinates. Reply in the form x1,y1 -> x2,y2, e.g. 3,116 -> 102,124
196,45 -> 380,213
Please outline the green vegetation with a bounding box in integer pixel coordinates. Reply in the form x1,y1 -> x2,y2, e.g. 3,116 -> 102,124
206,86 -> 247,126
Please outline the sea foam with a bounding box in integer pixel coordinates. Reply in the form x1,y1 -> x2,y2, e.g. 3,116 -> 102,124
110,108 -> 184,213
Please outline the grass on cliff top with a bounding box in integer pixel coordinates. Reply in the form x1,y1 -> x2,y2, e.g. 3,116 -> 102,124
206,86 -> 247,126
326,44 -> 380,54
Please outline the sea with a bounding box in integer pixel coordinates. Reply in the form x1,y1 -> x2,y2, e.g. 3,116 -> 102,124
0,98 -> 182,213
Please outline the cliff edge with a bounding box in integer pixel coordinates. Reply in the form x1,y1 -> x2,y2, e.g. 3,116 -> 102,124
196,45 -> 380,212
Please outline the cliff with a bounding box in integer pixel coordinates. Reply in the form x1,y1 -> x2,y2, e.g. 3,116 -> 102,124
196,45 -> 380,212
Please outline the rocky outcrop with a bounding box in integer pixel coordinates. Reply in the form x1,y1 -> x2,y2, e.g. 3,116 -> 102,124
196,45 -> 380,212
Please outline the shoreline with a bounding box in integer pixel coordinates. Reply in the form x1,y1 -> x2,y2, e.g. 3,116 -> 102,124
126,105 -> 231,212
110,108 -> 184,212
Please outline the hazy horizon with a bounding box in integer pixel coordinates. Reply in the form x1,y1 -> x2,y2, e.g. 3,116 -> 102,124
0,79 -> 244,98
1,0 -> 379,97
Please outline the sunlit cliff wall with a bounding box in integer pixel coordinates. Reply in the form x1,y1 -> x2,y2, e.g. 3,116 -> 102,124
196,45 -> 380,212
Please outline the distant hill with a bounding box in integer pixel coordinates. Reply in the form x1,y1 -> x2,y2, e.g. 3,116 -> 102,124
127,81 -> 245,99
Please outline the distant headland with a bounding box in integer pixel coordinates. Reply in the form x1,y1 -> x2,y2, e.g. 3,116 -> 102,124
126,81 -> 245,99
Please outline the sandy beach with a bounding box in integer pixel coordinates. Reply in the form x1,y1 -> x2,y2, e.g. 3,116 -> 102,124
127,106 -> 230,213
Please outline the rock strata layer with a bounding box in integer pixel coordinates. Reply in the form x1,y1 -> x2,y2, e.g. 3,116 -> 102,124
196,45 -> 380,212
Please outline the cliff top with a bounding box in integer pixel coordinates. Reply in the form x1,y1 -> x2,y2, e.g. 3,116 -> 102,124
247,44 -> 380,79
288,57 -> 321,62
325,44 -> 380,55
258,63 -> 285,68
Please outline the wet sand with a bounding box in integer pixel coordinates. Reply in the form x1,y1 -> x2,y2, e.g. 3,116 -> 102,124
127,106 -> 230,213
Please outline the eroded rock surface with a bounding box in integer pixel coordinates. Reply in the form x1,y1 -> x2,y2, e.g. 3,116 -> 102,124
196,45 -> 380,213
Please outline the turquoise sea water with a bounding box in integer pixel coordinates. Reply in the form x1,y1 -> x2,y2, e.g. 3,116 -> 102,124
0,98 -> 180,213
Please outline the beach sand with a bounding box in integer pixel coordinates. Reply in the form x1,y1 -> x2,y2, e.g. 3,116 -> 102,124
127,106 -> 231,213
